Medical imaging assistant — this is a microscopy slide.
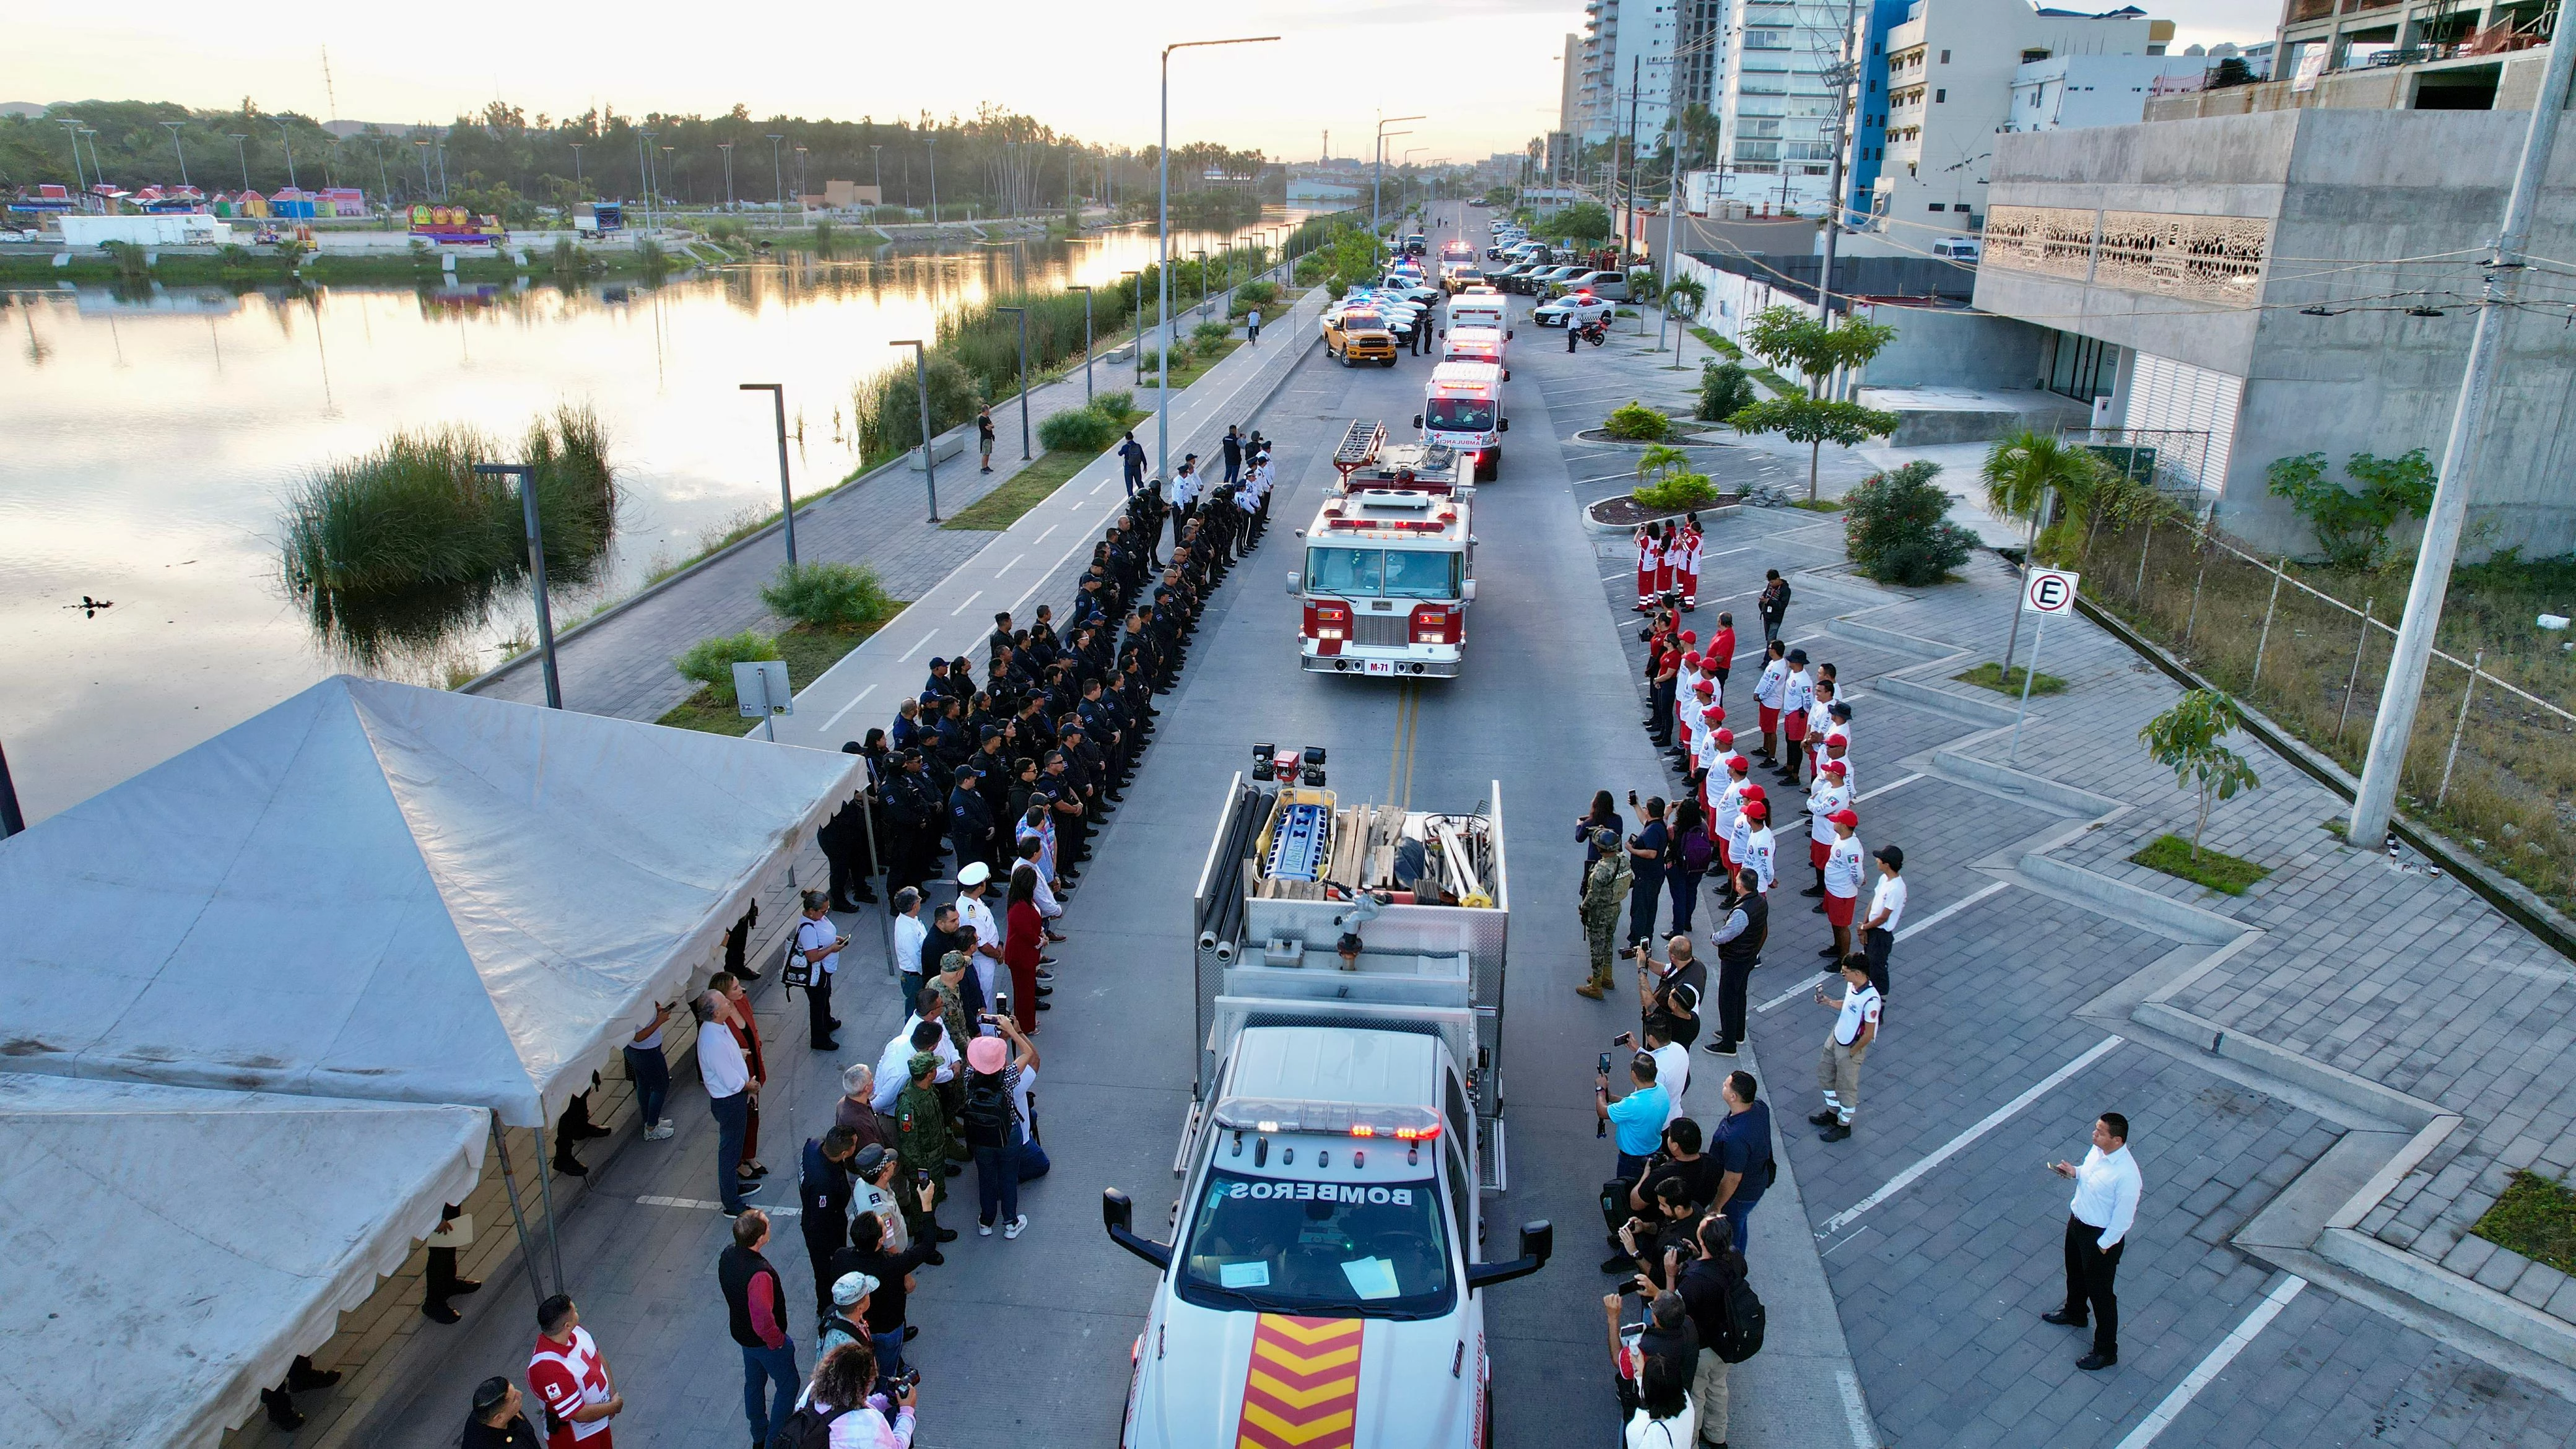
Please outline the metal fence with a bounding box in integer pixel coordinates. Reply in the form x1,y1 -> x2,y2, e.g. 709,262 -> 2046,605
2068,512 -> 2576,912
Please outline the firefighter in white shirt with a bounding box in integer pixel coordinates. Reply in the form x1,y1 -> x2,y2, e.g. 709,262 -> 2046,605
1689,710 -> 1728,809
1732,798 -> 1777,900
1795,676 -> 1840,788
1751,642 -> 1791,765
1675,516 -> 1704,611
1712,758 -> 1754,892
1693,654 -> 1726,718
1801,764 -> 1854,903
1820,808 -> 1865,965
1634,525 -> 1661,612
1808,958 -> 1879,1142
1671,670 -> 1712,765
1774,649 -> 1814,783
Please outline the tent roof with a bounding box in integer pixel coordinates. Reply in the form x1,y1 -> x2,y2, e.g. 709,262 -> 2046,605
0,674 -> 858,1125
0,1074 -> 486,1449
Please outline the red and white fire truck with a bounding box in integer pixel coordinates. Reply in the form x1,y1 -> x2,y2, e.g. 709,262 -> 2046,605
1289,423 -> 1478,679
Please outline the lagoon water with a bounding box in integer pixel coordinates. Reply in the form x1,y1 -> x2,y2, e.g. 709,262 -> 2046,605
0,220 -> 1286,822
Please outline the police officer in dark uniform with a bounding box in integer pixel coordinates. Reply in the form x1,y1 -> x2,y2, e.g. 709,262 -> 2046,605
947,762 -> 994,878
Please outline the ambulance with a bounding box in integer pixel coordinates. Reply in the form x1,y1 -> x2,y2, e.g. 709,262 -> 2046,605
1287,424 -> 1478,677
1416,362 -> 1509,482
1440,326 -> 1508,371
1103,764 -> 1548,1449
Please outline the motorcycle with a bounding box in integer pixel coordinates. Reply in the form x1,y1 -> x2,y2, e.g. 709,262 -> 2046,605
1575,316 -> 1611,347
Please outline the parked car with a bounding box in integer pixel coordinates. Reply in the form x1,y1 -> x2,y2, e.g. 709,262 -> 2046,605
1519,264 -> 1586,296
1559,269 -> 1631,301
1532,291 -> 1616,328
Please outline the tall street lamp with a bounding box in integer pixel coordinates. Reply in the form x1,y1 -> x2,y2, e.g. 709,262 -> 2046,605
568,142 -> 584,189
1373,114 -> 1426,240
160,121 -> 189,187
994,305 -> 1032,461
869,144 -> 884,206
1159,34 -> 1281,484
889,340 -> 940,522
412,138 -> 432,202
739,384 -> 798,566
767,134 -> 785,209
1069,284 -> 1095,404
718,141 -> 736,209
58,119 -> 84,193
1123,269 -> 1145,386
1193,246 -> 1208,320
474,464 -> 562,710
275,120 -> 298,191
926,133 -> 939,222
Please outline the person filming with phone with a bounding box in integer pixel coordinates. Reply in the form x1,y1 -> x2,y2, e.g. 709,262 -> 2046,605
794,890 -> 850,1053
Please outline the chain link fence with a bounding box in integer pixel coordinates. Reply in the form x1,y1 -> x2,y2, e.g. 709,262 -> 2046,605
2069,513 -> 2576,915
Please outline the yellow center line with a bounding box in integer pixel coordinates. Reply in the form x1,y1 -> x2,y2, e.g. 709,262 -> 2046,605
1401,681 -> 1421,813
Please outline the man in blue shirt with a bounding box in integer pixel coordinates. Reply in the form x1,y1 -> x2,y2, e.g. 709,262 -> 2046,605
1596,1053 -> 1671,1181
1707,1070 -> 1774,1257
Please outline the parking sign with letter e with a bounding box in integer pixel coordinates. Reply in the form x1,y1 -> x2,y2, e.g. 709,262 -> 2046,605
2025,569 -> 2079,616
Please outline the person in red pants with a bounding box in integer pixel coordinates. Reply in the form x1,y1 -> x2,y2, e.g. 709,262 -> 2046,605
1003,864 -> 1049,1033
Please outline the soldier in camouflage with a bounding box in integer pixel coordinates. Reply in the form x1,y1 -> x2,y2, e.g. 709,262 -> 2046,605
1579,827 -> 1633,1000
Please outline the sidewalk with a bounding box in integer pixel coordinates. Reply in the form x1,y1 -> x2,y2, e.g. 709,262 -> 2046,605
468,279 -> 1312,724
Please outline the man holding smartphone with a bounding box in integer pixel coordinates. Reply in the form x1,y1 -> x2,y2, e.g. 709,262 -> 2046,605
794,890 -> 848,1053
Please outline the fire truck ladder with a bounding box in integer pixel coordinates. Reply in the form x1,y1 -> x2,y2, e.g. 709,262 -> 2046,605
1331,420 -> 1387,484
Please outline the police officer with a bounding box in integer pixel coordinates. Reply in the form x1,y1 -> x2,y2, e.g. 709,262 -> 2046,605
1580,827 -> 1633,1000
946,762 -> 993,877
1117,430 -> 1147,497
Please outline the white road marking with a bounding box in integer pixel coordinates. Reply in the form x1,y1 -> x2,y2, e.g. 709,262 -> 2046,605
998,553 -> 1027,575
2108,1276 -> 2308,1449
1008,537 -> 1094,614
1089,477 -> 1113,495
897,632 -> 937,663
1756,972 -> 1829,1014
1855,772 -> 1924,803
949,590 -> 984,616
1836,1368 -> 1878,1449
819,684 -> 878,732
1814,1035 -> 2126,1237
637,1195 -> 801,1216
1895,880 -> 2009,942
1032,524 -> 1058,547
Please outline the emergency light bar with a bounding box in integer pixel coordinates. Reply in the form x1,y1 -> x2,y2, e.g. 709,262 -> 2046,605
1214,1099 -> 1443,1139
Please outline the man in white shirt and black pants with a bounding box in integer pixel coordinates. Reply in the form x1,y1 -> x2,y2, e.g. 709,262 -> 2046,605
2045,1112 -> 2141,1371
793,890 -> 846,1053
1858,846 -> 1905,999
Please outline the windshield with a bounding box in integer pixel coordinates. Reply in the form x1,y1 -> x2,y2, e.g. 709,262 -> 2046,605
1306,547 -> 1462,600
1340,310 -> 1385,331
1180,1166 -> 1455,1320
1425,396 -> 1496,430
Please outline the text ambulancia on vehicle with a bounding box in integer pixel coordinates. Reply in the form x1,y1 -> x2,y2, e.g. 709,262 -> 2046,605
1287,423 -> 1477,678
1103,764 -> 1549,1449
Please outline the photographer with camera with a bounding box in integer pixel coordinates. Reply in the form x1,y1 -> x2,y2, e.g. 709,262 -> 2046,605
784,1340 -> 918,1449
1596,1051 -> 1671,1181
828,1190 -> 935,1382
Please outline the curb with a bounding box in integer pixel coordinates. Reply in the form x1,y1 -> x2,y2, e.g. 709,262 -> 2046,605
2316,1226 -> 2576,1372
2019,855 -> 2242,943
1878,677 -> 2022,728
1578,501 -> 1743,537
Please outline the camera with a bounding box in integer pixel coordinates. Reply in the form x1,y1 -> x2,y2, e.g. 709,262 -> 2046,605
1613,1032 -> 1635,1049
1598,1051 -> 1612,1076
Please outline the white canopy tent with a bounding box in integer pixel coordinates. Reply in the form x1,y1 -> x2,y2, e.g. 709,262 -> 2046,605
0,674 -> 861,1127
0,1074 -> 485,1449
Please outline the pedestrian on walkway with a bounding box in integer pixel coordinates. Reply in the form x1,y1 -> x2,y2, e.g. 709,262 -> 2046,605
1170,456 -> 1203,548
830,1186 -> 938,1375
623,1004 -> 674,1143
1597,1053 -> 1671,1180
816,1273 -> 876,1365
1705,1071 -> 1772,1257
1624,794 -> 1670,947
258,1357 -> 341,1432
1858,846 -> 1905,999
1809,959 -> 1879,1142
1118,432 -> 1147,497
1704,882 -> 1767,1059
2046,1113 -> 2141,1371
894,1051 -> 954,1244
527,1295 -> 622,1449
1672,1214 -> 1746,1449
977,408 -> 996,474
1003,865 -> 1049,1032
718,1209 -> 800,1449
422,1202 -> 482,1324
1668,801 -> 1712,938
1676,513 -> 1704,611
1569,318 -> 1581,354
1635,933 -> 1706,1051
696,991 -> 759,1216
1757,569 -> 1790,645
1774,651 -> 1814,786
1634,526 -> 1661,614
1730,799 -> 1776,902
793,891 -> 846,1053
820,772 -> 879,910
1582,829 -> 1633,1001
953,862 -> 1004,1018
717,972 -> 771,1191
799,1126 -> 860,1320
1800,767 -> 1853,904
890,888 -> 927,1013
1708,613 -> 1737,692
464,1375 -> 542,1449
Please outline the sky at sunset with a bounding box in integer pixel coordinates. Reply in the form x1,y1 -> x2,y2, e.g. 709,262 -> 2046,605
13,1 -> 2279,165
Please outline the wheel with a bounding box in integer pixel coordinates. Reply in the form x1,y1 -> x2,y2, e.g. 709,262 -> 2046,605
1383,357 -> 1399,368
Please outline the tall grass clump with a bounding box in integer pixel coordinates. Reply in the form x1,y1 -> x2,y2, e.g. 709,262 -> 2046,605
760,561 -> 893,630
1038,403 -> 1121,455
674,630 -> 781,707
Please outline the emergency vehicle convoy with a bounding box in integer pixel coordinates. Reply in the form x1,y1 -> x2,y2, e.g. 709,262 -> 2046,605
1416,362 -> 1509,481
1288,423 -> 1478,677
1103,756 -> 1547,1449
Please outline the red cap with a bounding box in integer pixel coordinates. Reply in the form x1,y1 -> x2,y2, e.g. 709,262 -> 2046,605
1821,759 -> 1847,776
1682,651 -> 1703,668
1713,729 -> 1734,746
1693,680 -> 1716,695
1728,756 -> 1751,775
1681,631 -> 1698,645
1700,704 -> 1723,720
1739,783 -> 1765,801
1827,733 -> 1849,749
1829,808 -> 1860,827
1741,801 -> 1768,822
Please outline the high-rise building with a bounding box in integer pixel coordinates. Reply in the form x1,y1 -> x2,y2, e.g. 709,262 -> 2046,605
1710,0 -> 1863,214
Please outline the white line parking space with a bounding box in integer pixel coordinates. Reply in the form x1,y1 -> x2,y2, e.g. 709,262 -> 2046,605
2108,1276 -> 2308,1449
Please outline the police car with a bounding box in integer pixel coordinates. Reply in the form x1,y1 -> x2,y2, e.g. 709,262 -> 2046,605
1531,290 -> 1614,328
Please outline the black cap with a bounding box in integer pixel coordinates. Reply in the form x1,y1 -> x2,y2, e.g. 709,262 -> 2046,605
1874,845 -> 1904,870
1787,648 -> 1809,664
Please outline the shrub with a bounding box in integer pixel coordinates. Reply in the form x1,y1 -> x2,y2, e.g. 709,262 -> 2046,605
1604,402 -> 1672,441
853,350 -> 985,458
1237,279 -> 1279,308
1843,460 -> 1976,585
1038,404 -> 1121,455
759,562 -> 891,630
1136,346 -> 1163,375
2264,449 -> 2437,570
675,630 -> 782,707
1094,388 -> 1136,420
1325,278 -> 1349,300
1634,472 -> 1720,510
1193,319 -> 1232,347
1697,362 -> 1756,423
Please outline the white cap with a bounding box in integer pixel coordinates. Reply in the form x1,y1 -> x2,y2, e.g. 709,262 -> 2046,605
832,1271 -> 879,1307
959,861 -> 992,887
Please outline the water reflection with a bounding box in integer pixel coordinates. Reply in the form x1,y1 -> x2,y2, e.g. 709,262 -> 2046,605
0,219 -> 1299,822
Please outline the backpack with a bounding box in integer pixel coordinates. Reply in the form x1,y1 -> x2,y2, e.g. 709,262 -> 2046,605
1712,1263 -> 1767,1364
764,1403 -> 852,1449
1679,826 -> 1715,876
961,1068 -> 1012,1146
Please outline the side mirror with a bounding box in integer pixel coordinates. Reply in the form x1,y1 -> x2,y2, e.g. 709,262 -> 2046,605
1464,1219 -> 1552,1292
1287,571 -> 1301,596
1462,579 -> 1477,603
1103,1189 -> 1173,1270
1506,329 -> 1515,340
1499,416 -> 1510,430
1413,414 -> 1425,429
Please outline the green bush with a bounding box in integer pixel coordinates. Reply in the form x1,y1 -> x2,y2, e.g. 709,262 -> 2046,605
1604,402 -> 1672,442
1237,280 -> 1279,308
759,561 -> 892,630
2263,448 -> 2436,569
1038,404 -> 1121,455
1697,362 -> 1757,423
1842,460 -> 1976,585
1193,319 -> 1232,347
1136,346 -> 1163,375
675,630 -> 782,707
1634,472 -> 1720,510
1094,388 -> 1135,420
854,351 -> 985,458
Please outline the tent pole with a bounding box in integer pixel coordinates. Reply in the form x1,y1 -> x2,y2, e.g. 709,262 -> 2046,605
860,786 -> 895,980
489,1112 -> 544,1310
534,1120 -> 567,1297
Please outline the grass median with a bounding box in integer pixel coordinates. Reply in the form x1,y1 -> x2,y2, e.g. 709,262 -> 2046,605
656,609 -> 907,735
944,408 -> 1149,532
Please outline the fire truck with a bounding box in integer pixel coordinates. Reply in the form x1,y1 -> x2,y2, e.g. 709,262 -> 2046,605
1288,424 -> 1478,678
1102,755 -> 1547,1449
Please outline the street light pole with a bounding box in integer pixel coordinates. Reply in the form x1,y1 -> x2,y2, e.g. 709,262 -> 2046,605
1373,115 -> 1425,246
1123,269 -> 1144,385
474,464 -> 562,710
739,384 -> 798,567
568,142 -> 583,189
767,134 -> 785,210
58,119 -> 84,194
230,133 -> 251,192
718,141 -> 735,209
890,340 -> 941,522
1070,284 -> 1095,404
1193,246 -> 1208,320
1161,34 -> 1282,486
926,133 -> 939,222
996,306 -> 1033,461
274,120 -> 298,191
2350,24 -> 2576,848
160,121 -> 189,187
871,144 -> 884,204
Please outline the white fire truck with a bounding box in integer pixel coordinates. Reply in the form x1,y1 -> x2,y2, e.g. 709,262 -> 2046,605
1289,424 -> 1478,678
1102,756 -> 1547,1449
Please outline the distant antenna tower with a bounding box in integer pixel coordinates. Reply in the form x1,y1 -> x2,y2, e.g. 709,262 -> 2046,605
321,46 -> 339,123
1321,129 -> 1329,163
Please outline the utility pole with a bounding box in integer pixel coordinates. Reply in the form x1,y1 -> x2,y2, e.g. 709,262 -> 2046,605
767,134 -> 785,209
1625,56 -> 1642,257
2349,26 -> 2576,848
1814,0 -> 1862,344
160,121 -> 189,187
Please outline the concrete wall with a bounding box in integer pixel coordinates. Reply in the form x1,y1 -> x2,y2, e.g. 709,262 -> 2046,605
1976,107 -> 2576,557
1855,305 -> 2052,391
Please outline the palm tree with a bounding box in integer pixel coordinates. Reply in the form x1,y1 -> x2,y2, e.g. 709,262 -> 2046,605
1981,429 -> 2104,677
